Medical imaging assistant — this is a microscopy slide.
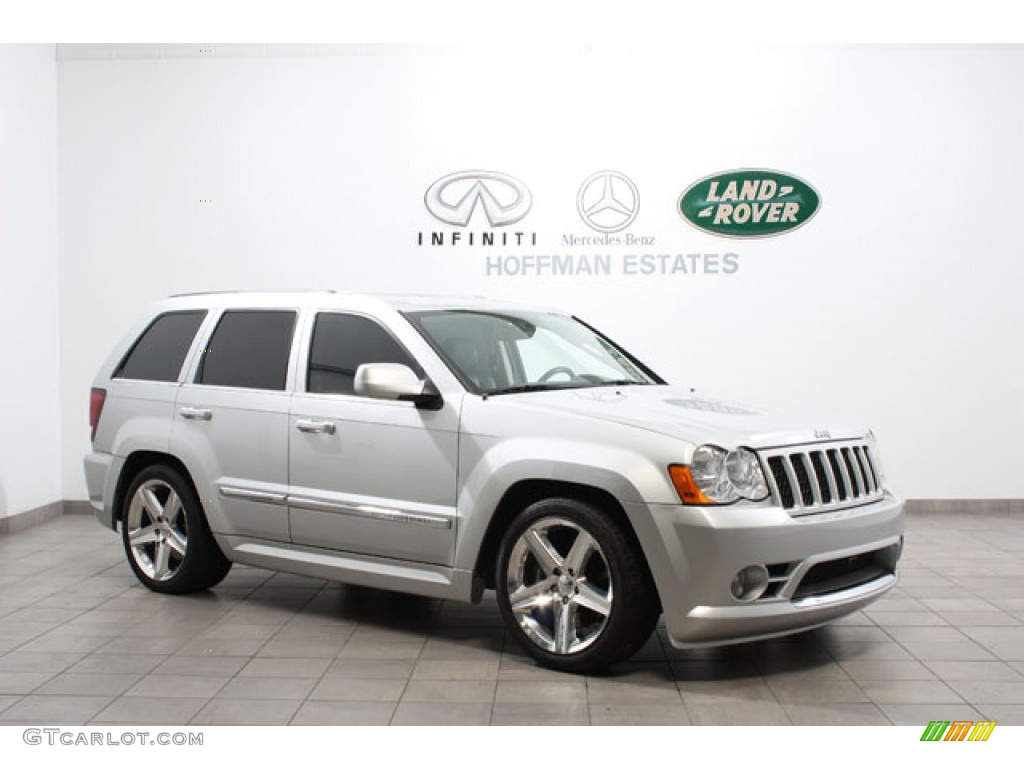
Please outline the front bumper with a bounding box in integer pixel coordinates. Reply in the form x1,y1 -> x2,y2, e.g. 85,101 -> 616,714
629,492 -> 905,648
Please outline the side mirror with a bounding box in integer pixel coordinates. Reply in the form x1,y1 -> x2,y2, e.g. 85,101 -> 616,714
354,363 -> 443,410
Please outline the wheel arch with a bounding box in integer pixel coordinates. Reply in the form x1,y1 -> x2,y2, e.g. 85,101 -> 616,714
473,478 -> 660,611
113,450 -> 199,526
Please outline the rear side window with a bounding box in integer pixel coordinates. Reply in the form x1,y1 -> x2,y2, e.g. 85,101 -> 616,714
114,310 -> 207,382
197,310 -> 296,391
308,312 -> 420,395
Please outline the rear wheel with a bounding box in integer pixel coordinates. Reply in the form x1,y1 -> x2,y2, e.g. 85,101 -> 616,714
496,497 -> 659,674
121,465 -> 231,594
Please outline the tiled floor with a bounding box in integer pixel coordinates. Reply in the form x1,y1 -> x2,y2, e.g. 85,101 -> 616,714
0,510 -> 1022,725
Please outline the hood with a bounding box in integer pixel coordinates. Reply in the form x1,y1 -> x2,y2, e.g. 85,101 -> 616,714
492,385 -> 866,449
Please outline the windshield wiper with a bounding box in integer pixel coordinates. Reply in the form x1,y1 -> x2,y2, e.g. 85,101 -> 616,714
588,379 -> 649,387
484,383 -> 579,397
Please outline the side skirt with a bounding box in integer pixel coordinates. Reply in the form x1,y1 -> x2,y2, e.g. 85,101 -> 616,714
215,534 -> 477,602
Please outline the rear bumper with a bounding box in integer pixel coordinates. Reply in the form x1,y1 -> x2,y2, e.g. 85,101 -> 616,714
630,492 -> 905,648
83,450 -> 122,530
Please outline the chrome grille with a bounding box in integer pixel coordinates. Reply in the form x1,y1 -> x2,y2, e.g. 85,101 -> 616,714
762,441 -> 883,515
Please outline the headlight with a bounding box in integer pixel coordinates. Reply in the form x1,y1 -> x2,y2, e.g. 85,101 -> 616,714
669,445 -> 769,505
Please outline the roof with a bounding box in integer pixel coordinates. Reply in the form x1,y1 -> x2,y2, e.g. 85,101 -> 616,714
159,290 -> 560,314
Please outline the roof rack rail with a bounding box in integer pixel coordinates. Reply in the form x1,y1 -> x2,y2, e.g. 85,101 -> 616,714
169,289 -> 337,298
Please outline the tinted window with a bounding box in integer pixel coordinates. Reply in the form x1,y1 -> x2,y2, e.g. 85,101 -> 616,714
198,310 -> 296,391
308,313 -> 419,395
115,311 -> 206,382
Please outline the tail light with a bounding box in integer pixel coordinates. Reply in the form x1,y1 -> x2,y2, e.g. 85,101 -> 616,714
89,388 -> 107,441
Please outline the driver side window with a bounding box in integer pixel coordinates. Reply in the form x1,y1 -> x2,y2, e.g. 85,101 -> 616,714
307,312 -> 420,396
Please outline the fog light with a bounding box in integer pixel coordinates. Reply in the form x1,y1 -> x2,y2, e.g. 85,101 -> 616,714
730,565 -> 770,602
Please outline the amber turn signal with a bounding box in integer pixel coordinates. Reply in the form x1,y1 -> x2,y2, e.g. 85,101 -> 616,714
668,464 -> 717,505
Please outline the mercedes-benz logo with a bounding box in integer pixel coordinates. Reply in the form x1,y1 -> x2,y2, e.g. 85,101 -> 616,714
424,170 -> 533,227
576,171 -> 639,233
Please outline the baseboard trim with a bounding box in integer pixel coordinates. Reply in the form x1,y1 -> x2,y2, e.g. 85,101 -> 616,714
904,499 -> 1024,515
0,501 -> 65,535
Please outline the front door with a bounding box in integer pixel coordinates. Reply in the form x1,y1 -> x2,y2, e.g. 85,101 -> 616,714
288,311 -> 459,565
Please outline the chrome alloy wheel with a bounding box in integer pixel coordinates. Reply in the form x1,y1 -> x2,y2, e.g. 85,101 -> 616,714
505,516 -> 613,655
125,479 -> 189,581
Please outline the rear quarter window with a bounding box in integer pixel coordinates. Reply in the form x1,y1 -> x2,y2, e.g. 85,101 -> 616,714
114,310 -> 207,382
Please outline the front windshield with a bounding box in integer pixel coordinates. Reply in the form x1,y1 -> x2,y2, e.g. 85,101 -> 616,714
406,309 -> 659,395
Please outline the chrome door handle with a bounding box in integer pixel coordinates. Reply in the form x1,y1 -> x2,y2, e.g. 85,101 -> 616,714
180,407 -> 212,421
296,419 -> 336,435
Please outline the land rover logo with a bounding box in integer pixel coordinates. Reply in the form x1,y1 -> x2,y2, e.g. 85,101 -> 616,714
424,171 -> 532,227
577,171 -> 639,233
679,169 -> 820,238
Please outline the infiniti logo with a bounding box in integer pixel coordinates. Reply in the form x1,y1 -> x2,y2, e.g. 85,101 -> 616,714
424,171 -> 533,227
577,171 -> 639,233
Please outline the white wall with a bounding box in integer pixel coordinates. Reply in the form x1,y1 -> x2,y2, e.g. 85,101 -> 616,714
57,45 -> 1024,500
0,45 -> 61,518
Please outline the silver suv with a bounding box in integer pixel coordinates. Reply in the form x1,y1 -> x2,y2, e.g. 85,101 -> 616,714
84,291 -> 904,673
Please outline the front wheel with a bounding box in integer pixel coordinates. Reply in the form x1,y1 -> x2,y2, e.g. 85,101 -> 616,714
120,464 -> 231,594
496,498 -> 659,674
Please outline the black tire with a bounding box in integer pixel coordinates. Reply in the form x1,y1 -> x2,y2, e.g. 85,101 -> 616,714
496,497 -> 659,674
120,464 -> 231,594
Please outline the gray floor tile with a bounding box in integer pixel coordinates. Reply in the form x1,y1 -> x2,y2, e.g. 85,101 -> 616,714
973,704 -> 1024,725
0,694 -> 21,714
783,702 -> 890,725
900,640 -> 997,661
411,659 -> 499,680
497,658 -> 588,682
337,639 -> 425,660
589,703 -> 689,725
0,651 -> 86,673
309,677 -> 407,701
1,508 -> 1022,727
124,674 -> 230,699
860,679 -> 964,704
870,612 -> 949,627
586,678 -> 682,705
36,673 -> 141,696
935,612 -> 1021,627
959,627 -> 1024,660
67,653 -> 163,675
238,657 -> 331,678
495,680 -> 586,703
391,701 -> 492,725
290,700 -> 396,725
839,659 -> 937,682
884,626 -> 968,643
925,660 -> 1024,681
255,637 -> 347,658
677,676 -> 777,704
17,633 -> 112,654
492,701 -> 591,725
688,701 -> 791,725
218,676 -> 317,700
0,671 -> 55,694
191,697 -> 300,725
879,703 -> 985,726
95,636 -> 187,655
92,696 -> 209,724
402,679 -> 496,703
173,637 -> 267,656
947,680 -> 1024,705
324,659 -> 415,679
151,655 -> 250,677
0,694 -> 112,724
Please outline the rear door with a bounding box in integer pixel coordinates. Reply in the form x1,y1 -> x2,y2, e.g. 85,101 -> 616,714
288,311 -> 459,565
170,309 -> 297,542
